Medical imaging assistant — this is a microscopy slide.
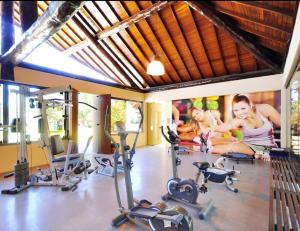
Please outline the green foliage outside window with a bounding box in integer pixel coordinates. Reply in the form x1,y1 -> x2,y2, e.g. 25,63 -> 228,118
111,99 -> 126,133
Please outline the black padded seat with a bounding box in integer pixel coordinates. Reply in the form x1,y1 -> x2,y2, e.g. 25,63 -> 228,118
52,154 -> 81,163
192,161 -> 210,170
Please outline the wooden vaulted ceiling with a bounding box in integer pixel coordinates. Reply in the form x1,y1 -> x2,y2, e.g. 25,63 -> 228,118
11,1 -> 299,92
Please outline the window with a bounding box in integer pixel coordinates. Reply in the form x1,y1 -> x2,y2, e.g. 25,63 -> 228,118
111,98 -> 142,133
290,72 -> 300,154
78,92 -> 97,152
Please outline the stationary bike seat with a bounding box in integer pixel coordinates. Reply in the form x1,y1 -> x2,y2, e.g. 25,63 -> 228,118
192,162 -> 210,170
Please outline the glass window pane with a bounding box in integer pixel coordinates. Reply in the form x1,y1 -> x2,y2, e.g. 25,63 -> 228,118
78,93 -> 96,152
44,93 -> 65,137
111,98 -> 142,133
290,78 -> 300,155
8,85 -> 20,143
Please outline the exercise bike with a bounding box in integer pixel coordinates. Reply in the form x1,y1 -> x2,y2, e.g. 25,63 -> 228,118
105,107 -> 193,230
161,126 -> 214,219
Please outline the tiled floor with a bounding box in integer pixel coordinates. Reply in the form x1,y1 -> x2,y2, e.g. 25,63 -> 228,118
0,146 -> 270,231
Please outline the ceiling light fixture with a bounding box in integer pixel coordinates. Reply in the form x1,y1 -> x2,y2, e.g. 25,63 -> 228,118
146,56 -> 165,76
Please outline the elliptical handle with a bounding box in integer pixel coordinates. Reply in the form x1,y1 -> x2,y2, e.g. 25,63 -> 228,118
104,105 -> 118,149
129,105 -> 143,156
160,126 -> 173,144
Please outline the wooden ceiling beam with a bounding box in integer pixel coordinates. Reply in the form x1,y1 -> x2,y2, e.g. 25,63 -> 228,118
83,4 -> 147,88
105,2 -> 168,85
96,1 -> 174,40
0,1 -> 85,65
72,15 -> 141,89
62,39 -> 90,56
213,26 -> 228,75
191,10 -> 216,77
238,25 -> 287,44
232,1 -> 295,18
171,4 -> 203,80
144,69 -> 274,92
93,2 -> 161,87
186,1 -> 282,73
214,6 -> 291,35
130,1 -> 184,83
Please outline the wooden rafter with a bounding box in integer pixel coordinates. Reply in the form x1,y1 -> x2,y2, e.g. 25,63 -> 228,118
186,1 -> 282,73
144,69 -> 274,92
82,3 -> 148,88
72,15 -> 140,88
127,1 -> 183,83
158,7 -> 193,81
96,1 -> 174,40
170,4 -> 203,80
214,6 -> 291,34
93,1 -> 162,86
213,26 -> 228,75
232,1 -> 295,18
0,1 -> 85,65
238,25 -> 288,44
117,1 -> 180,84
105,2 -> 170,85
191,10 -> 216,77
62,39 -> 90,56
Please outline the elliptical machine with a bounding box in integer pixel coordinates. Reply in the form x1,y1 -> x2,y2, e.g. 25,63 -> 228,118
105,106 -> 193,230
161,126 -> 214,219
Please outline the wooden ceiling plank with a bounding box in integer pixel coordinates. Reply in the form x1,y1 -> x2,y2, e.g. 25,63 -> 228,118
123,1 -> 183,83
106,2 -> 170,85
72,14 -> 141,88
54,31 -> 122,84
62,39 -> 90,56
235,43 -> 242,72
191,10 -> 216,77
92,2 -> 161,86
0,1 -> 85,65
171,4 -> 202,80
96,1 -> 174,40
214,6 -> 291,35
186,1 -> 282,73
238,24 -> 287,44
156,9 -> 193,81
136,1 -> 192,82
213,26 -> 228,75
111,1 -> 177,85
82,47 -> 125,85
83,3 -> 148,88
232,1 -> 295,18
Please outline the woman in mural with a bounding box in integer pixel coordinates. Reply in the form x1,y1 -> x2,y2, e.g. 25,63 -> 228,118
172,106 -> 234,144
210,94 -> 281,155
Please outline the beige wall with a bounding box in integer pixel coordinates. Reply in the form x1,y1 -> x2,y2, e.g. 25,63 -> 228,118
0,67 -> 147,173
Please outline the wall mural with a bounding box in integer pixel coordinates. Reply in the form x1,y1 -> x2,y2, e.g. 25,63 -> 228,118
172,90 -> 281,154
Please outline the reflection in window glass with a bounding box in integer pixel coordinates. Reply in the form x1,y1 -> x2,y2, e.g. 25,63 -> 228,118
111,99 -> 142,133
291,79 -> 300,154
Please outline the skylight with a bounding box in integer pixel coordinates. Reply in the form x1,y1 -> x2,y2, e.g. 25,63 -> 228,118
0,22 -> 116,84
